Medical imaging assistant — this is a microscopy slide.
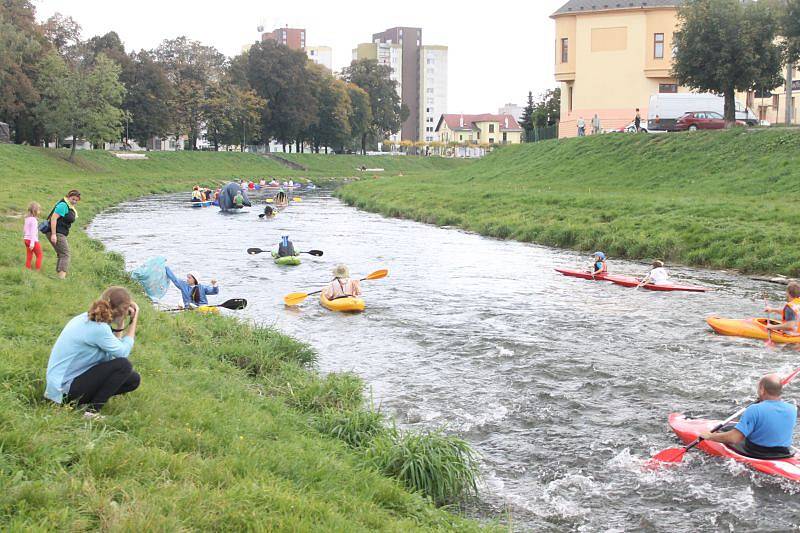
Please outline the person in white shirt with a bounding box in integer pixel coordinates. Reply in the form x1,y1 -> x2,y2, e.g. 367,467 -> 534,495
640,260 -> 669,286
324,264 -> 362,300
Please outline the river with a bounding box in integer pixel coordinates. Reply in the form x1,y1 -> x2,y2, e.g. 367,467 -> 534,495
88,188 -> 800,532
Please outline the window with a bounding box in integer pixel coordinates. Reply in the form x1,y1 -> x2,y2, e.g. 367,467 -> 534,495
654,33 -> 664,59
459,135 -> 463,141
659,83 -> 678,93
561,38 -> 569,63
503,132 -> 507,142
427,88 -> 434,94
427,58 -> 435,65
568,84 -> 574,113
489,138 -> 495,144
489,124 -> 495,133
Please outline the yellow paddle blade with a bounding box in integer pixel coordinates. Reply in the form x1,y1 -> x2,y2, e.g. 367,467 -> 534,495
364,269 -> 389,281
266,198 -> 274,203
293,197 -> 302,202
283,292 -> 309,306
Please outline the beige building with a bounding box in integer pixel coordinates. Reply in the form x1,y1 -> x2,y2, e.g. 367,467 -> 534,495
552,0 -> 799,137
435,114 -> 523,146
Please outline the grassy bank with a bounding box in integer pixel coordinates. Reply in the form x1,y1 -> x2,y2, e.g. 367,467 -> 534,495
0,145 -> 485,530
338,129 -> 800,276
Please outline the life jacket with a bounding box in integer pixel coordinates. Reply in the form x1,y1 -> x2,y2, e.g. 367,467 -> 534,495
45,199 -> 77,236
594,260 -> 607,273
192,190 -> 203,201
783,298 -> 800,333
278,240 -> 295,257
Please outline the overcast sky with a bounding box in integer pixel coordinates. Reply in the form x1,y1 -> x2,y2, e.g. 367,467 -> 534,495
34,0 -> 565,113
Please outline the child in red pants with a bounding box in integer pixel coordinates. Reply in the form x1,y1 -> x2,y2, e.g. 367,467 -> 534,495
23,201 -> 43,270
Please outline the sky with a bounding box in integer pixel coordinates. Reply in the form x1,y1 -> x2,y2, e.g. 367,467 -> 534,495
33,0 -> 566,114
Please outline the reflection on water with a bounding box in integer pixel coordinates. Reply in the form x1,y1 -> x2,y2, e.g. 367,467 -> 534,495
89,189 -> 800,531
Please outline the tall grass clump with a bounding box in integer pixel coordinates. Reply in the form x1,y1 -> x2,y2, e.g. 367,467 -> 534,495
315,407 -> 387,449
367,430 -> 481,506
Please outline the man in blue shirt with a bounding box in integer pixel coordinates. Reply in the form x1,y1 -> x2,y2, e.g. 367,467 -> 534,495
701,373 -> 797,458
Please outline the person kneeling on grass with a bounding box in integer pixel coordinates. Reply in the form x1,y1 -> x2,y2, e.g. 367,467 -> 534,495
165,266 -> 218,308
640,260 -> 669,286
765,282 -> 800,334
701,373 -> 797,459
324,264 -> 362,300
45,287 -> 141,420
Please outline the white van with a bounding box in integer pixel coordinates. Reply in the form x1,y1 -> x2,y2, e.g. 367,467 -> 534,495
647,93 -> 758,131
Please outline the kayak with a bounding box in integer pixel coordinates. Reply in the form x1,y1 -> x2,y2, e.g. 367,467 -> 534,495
271,251 -> 301,266
320,293 -> 365,312
196,305 -> 220,315
190,201 -> 212,208
554,268 -> 639,284
706,316 -> 800,344
609,277 -> 708,293
668,413 -> 800,482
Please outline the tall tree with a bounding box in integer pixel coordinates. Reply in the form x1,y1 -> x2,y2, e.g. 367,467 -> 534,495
347,83 -> 372,152
673,0 -> 784,125
781,0 -> 800,124
305,65 -> 352,153
532,88 -> 561,127
518,91 -> 535,136
36,52 -> 125,161
342,58 -> 407,154
0,0 -> 49,144
41,12 -> 82,64
156,37 -> 226,150
204,82 -> 264,151
125,51 -> 174,146
245,40 -> 317,152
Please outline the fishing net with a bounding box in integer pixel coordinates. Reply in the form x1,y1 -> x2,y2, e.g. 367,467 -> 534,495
131,256 -> 169,301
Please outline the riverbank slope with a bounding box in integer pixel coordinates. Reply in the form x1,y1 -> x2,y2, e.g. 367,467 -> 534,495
338,129 -> 800,276
0,145 -> 484,530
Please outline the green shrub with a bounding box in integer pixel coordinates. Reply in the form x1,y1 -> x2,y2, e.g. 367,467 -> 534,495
315,407 -> 388,449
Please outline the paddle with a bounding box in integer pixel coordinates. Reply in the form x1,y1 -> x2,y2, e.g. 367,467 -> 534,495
764,297 -> 776,348
247,248 -> 323,257
647,366 -> 800,467
283,269 -> 388,306
162,298 -> 248,312
293,197 -> 302,202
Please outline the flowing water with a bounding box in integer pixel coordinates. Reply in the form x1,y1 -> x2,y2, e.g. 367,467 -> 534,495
89,189 -> 800,532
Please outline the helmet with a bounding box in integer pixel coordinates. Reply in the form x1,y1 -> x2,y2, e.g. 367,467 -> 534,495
594,252 -> 606,260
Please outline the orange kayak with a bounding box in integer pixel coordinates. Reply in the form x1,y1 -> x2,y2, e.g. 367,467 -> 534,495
706,316 -> 800,344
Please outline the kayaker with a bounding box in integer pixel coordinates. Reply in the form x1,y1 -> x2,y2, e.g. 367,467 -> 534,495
275,189 -> 288,206
700,373 -> 797,459
276,235 -> 297,258
639,260 -> 669,286
591,252 -> 607,276
263,205 -> 275,218
191,186 -> 203,203
165,266 -> 219,308
324,264 -> 362,300
765,282 -> 800,334
233,190 -> 245,209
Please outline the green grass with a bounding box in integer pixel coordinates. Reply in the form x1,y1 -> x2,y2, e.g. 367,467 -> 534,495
338,129 -> 800,276
277,152 -> 471,176
0,145 -> 487,531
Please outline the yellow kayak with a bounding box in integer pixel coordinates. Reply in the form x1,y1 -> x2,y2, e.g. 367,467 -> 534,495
706,316 -> 800,344
196,306 -> 220,315
320,293 -> 365,312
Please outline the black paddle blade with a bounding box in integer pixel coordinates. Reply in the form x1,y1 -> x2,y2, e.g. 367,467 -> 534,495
219,298 -> 247,310
247,248 -> 265,255
306,250 -> 324,257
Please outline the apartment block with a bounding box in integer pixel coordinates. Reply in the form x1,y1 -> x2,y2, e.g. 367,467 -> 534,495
262,26 -> 306,50
355,27 -> 448,142
307,46 -> 333,71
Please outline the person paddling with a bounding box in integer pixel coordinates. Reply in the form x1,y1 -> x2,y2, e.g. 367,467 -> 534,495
765,282 -> 800,334
165,266 -> 219,308
324,264 -> 362,300
276,235 -> 297,258
590,252 -> 607,277
275,189 -> 288,206
700,373 -> 797,459
639,260 -> 669,286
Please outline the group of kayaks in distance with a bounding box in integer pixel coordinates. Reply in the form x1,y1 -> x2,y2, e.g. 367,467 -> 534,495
561,252 -> 800,482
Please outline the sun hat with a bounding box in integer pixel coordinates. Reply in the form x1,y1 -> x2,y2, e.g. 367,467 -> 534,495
332,264 -> 350,279
652,260 -> 664,268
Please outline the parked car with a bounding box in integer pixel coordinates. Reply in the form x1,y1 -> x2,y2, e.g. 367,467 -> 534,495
609,121 -> 649,134
674,111 -> 746,131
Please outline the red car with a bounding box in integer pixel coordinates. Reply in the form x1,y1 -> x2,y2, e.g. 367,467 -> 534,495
675,111 -> 746,131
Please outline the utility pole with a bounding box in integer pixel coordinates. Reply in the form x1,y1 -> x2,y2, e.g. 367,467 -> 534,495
787,63 -> 794,125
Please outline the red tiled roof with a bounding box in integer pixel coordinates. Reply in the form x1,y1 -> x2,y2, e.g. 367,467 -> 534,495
436,114 -> 523,132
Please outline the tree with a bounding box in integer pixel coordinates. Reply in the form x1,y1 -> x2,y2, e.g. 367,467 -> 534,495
532,88 -> 560,127
519,91 -> 535,136
156,37 -> 226,150
36,52 -> 125,161
673,0 -> 784,125
124,51 -> 174,146
245,40 -> 317,151
342,59 -> 407,154
305,64 -> 352,153
781,0 -> 800,124
204,82 -> 264,151
347,83 -> 372,151
41,12 -> 82,64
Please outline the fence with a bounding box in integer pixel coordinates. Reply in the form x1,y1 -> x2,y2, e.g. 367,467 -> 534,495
524,125 -> 558,143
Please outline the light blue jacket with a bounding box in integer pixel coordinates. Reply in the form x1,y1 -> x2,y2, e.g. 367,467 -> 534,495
45,313 -> 134,403
165,266 -> 219,307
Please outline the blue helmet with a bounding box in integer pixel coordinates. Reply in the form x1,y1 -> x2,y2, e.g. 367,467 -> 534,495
594,251 -> 606,260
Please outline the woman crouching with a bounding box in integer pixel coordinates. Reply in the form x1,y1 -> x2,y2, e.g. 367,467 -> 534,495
45,287 -> 140,420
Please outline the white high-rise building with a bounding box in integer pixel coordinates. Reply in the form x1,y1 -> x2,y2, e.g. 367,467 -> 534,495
307,46 -> 333,71
499,103 -> 524,122
419,45 -> 448,143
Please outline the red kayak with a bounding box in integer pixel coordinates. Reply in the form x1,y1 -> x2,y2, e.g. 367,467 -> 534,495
669,413 -> 800,482
610,277 -> 709,293
554,268 -> 639,284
